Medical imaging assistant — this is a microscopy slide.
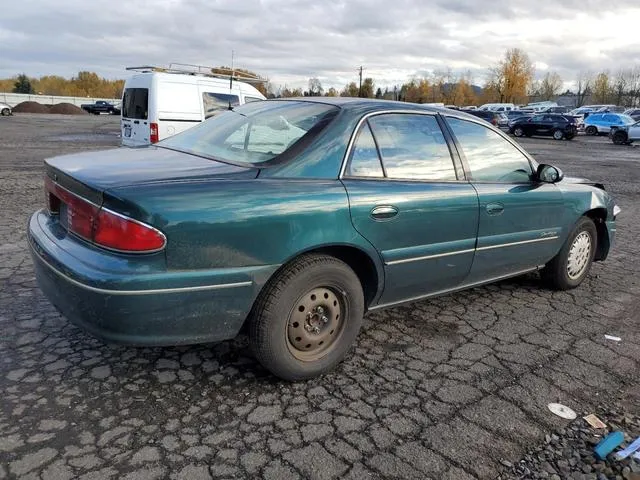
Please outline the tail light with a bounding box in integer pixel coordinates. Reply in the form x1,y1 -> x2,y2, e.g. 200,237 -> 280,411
491,118 -> 498,126
150,122 -> 159,143
45,177 -> 166,253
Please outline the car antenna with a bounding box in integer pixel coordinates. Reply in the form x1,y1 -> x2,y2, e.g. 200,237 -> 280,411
228,50 -> 234,110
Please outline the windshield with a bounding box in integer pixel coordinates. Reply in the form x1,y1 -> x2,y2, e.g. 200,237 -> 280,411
619,114 -> 636,124
159,101 -> 339,166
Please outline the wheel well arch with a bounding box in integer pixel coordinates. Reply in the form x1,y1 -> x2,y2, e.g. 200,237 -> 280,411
584,207 -> 609,261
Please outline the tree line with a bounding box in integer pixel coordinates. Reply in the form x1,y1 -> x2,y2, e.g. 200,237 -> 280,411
4,52 -> 640,107
2,72 -> 124,98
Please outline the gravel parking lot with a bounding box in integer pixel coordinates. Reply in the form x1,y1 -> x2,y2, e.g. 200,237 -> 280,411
1,114 -> 639,480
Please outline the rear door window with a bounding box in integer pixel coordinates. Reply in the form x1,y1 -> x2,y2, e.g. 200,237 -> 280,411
367,114 -> 457,181
202,92 -> 240,119
122,88 -> 148,120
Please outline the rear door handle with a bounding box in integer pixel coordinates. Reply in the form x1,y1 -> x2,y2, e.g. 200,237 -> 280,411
370,205 -> 398,220
486,203 -> 504,215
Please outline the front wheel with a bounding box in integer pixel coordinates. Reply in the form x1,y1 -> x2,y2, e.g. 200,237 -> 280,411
249,254 -> 364,381
513,127 -> 524,137
1,108 -> 10,116
552,129 -> 564,140
542,217 -> 597,290
585,126 -> 597,136
612,131 -> 628,145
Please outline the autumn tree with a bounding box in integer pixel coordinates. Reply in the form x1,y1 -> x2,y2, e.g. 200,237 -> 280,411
360,78 -> 375,98
325,87 -> 338,97
592,72 -> 612,104
340,82 -> 359,97
486,48 -> 534,103
13,74 -> 34,94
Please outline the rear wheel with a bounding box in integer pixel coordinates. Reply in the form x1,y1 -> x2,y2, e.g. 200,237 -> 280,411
1,108 -> 10,116
585,126 -> 598,136
542,217 -> 597,290
513,126 -> 524,137
612,130 -> 628,145
249,254 -> 364,381
552,129 -> 564,140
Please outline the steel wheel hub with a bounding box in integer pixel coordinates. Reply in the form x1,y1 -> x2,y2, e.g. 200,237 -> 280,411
287,287 -> 343,361
567,231 -> 591,279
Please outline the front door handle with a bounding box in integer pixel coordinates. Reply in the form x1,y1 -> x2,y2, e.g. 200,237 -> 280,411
370,205 -> 398,220
485,203 -> 504,215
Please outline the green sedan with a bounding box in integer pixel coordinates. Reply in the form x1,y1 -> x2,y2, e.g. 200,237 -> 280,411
28,98 -> 619,381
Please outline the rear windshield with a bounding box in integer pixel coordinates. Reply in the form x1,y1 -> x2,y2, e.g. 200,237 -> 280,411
122,88 -> 148,120
159,100 -> 339,166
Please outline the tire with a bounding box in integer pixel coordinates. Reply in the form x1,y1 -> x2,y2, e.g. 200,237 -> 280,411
585,126 -> 597,136
552,129 -> 564,140
541,217 -> 597,290
565,133 -> 575,140
249,254 -> 364,381
1,108 -> 9,116
513,127 -> 524,137
612,131 -> 628,145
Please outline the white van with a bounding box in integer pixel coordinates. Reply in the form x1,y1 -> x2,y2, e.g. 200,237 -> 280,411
478,103 -> 516,112
121,65 -> 266,147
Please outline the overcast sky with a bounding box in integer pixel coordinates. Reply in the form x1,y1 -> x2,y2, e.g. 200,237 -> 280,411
2,0 -> 639,91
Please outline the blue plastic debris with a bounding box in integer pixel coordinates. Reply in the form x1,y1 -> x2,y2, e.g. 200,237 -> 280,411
594,431 -> 625,460
614,436 -> 640,460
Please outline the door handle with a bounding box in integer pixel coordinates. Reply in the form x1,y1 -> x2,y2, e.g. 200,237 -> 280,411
485,203 -> 504,215
370,205 -> 398,220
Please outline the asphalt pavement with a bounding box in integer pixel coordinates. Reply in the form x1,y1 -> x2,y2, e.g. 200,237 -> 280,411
1,114 -> 639,479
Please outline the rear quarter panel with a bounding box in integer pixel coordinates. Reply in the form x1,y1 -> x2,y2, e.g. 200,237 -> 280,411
103,178 -> 384,281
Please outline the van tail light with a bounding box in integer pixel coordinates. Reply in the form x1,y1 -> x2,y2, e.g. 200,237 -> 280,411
150,122 -> 159,143
45,177 -> 166,253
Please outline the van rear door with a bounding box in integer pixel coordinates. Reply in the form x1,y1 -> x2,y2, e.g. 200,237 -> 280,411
121,87 -> 150,146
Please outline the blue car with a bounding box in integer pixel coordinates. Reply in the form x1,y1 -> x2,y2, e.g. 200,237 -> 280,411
584,113 -> 636,136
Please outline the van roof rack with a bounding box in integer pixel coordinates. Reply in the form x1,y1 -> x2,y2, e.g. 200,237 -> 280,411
125,63 -> 267,84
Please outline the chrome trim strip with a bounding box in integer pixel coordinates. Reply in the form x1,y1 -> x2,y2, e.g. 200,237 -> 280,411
370,266 -> 539,310
475,236 -> 558,251
31,243 -> 252,296
384,236 -> 558,266
385,248 -> 475,265
339,109 -> 439,179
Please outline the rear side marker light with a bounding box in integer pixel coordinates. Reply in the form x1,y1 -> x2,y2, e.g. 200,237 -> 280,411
45,177 -> 166,253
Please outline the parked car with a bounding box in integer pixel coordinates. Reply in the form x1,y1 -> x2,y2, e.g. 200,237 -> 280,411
28,98 -> 619,381
121,65 -> 266,146
623,109 -> 640,121
467,109 -> 503,126
609,121 -> 640,145
81,100 -> 119,115
0,102 -> 12,116
584,113 -> 637,135
509,114 -> 578,140
477,103 -> 516,112
538,106 -> 572,114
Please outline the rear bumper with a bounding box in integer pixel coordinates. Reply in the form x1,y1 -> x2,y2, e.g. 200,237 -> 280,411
28,210 -> 277,346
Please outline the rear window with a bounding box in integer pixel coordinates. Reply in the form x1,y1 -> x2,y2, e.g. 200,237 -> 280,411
122,88 -> 148,120
202,92 -> 240,119
159,100 -> 339,166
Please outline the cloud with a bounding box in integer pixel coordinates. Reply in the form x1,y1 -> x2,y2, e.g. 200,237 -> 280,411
1,0 -> 638,90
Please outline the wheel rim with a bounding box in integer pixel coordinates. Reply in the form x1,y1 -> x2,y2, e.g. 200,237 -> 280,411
514,127 -> 523,137
286,286 -> 345,361
554,130 -> 563,140
567,231 -> 592,280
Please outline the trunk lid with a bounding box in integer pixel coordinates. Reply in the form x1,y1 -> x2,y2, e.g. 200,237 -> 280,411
45,146 -> 258,198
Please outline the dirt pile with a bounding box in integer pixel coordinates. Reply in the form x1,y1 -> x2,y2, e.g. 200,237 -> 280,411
12,101 -> 50,113
49,103 -> 87,115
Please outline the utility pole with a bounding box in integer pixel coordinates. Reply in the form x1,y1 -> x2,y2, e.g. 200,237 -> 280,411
358,66 -> 363,97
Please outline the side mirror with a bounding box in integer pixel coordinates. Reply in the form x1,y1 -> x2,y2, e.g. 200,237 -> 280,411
537,164 -> 564,183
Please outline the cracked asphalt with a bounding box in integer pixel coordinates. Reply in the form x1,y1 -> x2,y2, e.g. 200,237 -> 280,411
1,113 -> 639,480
